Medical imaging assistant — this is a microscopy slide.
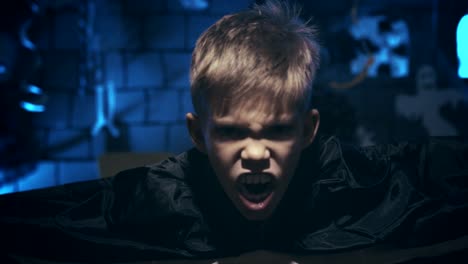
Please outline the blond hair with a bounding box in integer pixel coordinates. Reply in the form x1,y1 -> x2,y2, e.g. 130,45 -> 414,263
190,0 -> 320,119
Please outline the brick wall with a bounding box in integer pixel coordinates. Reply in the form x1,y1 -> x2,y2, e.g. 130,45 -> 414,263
0,0 -> 254,195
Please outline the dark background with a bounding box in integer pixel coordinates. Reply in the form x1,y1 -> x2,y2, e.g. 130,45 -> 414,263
1,0 -> 467,194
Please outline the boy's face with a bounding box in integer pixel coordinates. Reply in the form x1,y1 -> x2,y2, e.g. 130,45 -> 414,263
187,107 -> 320,221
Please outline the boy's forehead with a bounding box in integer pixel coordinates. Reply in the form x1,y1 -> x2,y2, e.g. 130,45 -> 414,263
209,108 -> 299,126
200,92 -> 306,127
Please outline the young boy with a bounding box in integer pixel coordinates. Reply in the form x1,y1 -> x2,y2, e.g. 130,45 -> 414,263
1,1 -> 468,263
186,0 -> 320,222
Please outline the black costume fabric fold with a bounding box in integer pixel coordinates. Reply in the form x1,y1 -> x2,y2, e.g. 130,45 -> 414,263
1,136 -> 467,262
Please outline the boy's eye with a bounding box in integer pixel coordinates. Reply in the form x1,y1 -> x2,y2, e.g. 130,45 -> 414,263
212,124 -> 295,141
214,126 -> 247,140
265,125 -> 295,140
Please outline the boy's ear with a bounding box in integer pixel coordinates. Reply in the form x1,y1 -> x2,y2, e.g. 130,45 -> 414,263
302,109 -> 320,148
186,113 -> 207,153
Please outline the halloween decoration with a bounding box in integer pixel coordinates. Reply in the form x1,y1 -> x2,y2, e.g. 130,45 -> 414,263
328,1 -> 409,90
395,65 -> 466,136
0,0 -> 43,186
457,14 -> 468,78
349,15 -> 410,78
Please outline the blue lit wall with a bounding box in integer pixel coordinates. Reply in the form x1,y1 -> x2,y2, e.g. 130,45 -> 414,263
0,0 -> 254,195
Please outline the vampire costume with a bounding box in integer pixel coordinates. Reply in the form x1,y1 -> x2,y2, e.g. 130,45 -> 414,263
1,136 -> 468,263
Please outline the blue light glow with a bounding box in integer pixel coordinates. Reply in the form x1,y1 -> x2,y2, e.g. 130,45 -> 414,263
0,182 -> 16,195
457,15 -> 468,78
20,102 -> 45,112
0,64 -> 6,75
26,84 -> 43,95
179,0 -> 208,10
20,84 -> 46,112
31,3 -> 39,14
20,20 -> 36,50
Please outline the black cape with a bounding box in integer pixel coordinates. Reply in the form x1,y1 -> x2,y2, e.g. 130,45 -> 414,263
1,136 -> 468,262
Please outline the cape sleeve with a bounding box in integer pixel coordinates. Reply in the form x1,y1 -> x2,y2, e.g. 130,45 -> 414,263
366,137 -> 468,247
0,156 -> 214,262
294,136 -> 468,252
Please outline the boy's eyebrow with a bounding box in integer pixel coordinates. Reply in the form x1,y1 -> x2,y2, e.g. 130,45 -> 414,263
211,117 -> 298,127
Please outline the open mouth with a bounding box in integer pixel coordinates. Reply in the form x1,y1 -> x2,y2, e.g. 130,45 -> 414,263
237,173 -> 275,203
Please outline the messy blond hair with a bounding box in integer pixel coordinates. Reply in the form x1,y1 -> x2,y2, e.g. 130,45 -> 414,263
190,0 -> 320,119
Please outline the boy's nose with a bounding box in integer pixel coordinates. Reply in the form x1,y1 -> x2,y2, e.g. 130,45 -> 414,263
241,140 -> 270,160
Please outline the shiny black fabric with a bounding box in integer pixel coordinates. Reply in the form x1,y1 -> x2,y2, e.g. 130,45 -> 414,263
1,136 -> 467,262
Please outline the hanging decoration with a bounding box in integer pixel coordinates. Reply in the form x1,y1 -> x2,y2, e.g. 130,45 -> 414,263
395,64 -> 466,136
0,0 -> 43,187
328,0 -> 376,90
348,15 -> 409,78
18,2 -> 46,113
329,0 -> 410,90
